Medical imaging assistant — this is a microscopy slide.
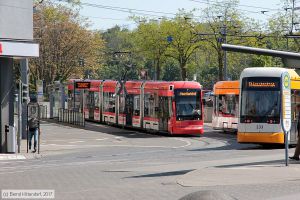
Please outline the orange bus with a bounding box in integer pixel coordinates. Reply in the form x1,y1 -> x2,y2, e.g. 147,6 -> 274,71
212,81 -> 239,132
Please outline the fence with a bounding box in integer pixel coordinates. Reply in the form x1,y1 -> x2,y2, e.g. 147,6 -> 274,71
58,108 -> 85,127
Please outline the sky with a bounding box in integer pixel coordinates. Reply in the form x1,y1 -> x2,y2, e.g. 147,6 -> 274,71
73,0 -> 286,31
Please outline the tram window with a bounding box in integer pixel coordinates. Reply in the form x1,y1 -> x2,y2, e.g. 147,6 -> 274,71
68,91 -> 73,109
291,90 -> 300,121
167,97 -> 172,118
153,93 -> 159,117
175,89 -> 201,120
213,96 -> 217,114
134,95 -> 140,116
217,95 -> 236,116
144,93 -> 156,117
144,94 -> 150,117
89,92 -> 95,108
83,92 -> 89,108
94,92 -> 99,108
103,92 -> 116,113
160,97 -> 169,118
119,95 -> 125,114
218,96 -> 225,113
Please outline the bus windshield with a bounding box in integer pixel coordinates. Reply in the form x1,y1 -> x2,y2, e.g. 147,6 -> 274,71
175,89 -> 201,120
241,77 -> 281,123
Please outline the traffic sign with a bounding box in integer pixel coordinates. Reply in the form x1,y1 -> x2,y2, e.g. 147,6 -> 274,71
281,71 -> 291,132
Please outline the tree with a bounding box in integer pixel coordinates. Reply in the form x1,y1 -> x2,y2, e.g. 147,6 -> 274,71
30,2 -> 104,86
162,59 -> 181,81
162,12 -> 205,80
201,0 -> 262,80
134,19 -> 169,80
100,26 -> 140,80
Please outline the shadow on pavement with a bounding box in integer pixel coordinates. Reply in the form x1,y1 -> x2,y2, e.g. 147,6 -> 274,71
215,159 -> 291,168
125,169 -> 194,178
187,139 -> 283,152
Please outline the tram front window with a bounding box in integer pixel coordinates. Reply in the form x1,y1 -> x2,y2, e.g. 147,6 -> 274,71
241,77 -> 280,123
175,89 -> 201,120
218,94 -> 237,116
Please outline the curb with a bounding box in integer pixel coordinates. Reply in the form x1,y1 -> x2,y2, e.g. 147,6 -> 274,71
0,154 -> 26,160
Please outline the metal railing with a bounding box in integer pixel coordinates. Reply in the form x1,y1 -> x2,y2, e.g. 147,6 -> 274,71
58,108 -> 85,127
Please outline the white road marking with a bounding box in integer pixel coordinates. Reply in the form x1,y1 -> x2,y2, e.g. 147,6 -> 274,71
170,138 -> 192,149
0,170 -> 25,175
42,144 -> 77,147
0,155 -> 26,160
95,138 -> 108,141
69,141 -> 85,144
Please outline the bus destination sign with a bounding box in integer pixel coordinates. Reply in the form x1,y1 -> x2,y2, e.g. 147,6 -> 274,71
75,82 -> 91,89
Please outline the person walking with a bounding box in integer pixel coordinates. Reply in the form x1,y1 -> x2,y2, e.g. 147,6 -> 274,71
289,104 -> 300,161
28,96 -> 39,153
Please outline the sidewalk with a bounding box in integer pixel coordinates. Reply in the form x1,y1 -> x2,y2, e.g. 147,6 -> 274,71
0,120 -> 87,160
177,164 -> 300,187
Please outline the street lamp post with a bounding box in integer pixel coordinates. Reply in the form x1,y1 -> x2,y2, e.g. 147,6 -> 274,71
222,25 -> 228,81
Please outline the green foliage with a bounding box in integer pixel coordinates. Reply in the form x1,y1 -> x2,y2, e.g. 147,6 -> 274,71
162,59 -> 181,81
31,1 -> 105,86
33,0 -> 300,90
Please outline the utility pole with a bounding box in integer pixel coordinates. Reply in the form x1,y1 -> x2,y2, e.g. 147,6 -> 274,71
222,24 -> 227,81
21,59 -> 29,139
222,9 -> 228,81
291,0 -> 295,34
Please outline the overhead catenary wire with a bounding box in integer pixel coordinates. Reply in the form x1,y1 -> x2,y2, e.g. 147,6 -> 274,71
54,0 -> 297,34
189,0 -> 281,12
55,0 -> 280,21
188,0 -> 277,17
55,0 -> 176,19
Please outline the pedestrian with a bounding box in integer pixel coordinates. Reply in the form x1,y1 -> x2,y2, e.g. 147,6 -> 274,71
28,96 -> 39,153
289,104 -> 300,161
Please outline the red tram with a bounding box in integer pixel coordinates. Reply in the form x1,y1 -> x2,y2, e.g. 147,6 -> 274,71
68,80 -> 204,135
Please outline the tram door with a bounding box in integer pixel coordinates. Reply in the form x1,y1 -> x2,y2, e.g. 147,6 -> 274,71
125,95 -> 134,126
159,97 -> 169,131
291,90 -> 300,144
89,92 -> 95,120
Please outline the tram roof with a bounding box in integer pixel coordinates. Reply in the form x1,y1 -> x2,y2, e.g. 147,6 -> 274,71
102,80 -> 118,87
213,80 -> 239,95
240,67 -> 299,79
144,81 -> 201,90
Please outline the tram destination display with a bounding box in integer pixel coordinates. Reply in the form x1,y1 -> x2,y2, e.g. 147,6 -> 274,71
243,77 -> 280,90
75,82 -> 91,89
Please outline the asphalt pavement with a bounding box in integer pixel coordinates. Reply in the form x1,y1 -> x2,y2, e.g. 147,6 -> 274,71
0,120 -> 300,200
